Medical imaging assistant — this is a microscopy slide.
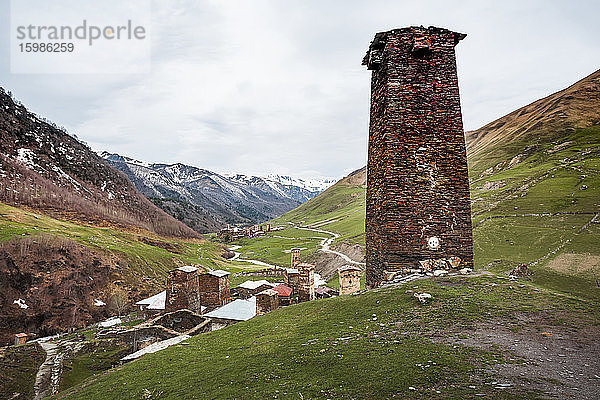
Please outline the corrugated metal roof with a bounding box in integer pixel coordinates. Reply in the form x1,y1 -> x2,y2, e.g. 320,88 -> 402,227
136,290 -> 166,306
204,297 -> 256,321
237,280 -> 275,290
273,284 -> 293,297
207,269 -> 230,277
177,266 -> 198,273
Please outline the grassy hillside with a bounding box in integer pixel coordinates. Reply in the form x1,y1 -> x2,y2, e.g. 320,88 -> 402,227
57,274 -> 599,399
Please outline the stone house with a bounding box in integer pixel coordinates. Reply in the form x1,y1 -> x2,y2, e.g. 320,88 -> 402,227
272,284 -> 293,305
297,263 -> 315,302
166,266 -> 201,312
256,289 -> 279,315
234,280 -> 275,299
199,270 -> 231,309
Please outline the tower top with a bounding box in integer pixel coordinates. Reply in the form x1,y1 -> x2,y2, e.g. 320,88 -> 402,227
362,26 -> 466,70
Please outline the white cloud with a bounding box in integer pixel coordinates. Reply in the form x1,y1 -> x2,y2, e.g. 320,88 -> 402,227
1,0 -> 599,179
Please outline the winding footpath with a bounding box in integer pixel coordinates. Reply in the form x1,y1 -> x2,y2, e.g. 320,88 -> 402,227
297,226 -> 365,266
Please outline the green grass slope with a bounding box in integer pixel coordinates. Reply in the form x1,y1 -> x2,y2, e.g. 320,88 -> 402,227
57,275 -> 599,400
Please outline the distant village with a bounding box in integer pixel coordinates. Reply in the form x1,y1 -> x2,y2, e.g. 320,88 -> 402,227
13,248 -> 362,362
217,223 -> 284,242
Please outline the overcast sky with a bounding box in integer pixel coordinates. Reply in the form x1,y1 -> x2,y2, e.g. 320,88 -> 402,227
1,0 -> 599,180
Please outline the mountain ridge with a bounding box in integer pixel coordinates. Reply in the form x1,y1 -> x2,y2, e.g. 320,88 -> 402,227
101,151 -> 335,232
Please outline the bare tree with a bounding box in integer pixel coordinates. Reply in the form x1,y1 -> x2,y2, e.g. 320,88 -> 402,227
109,287 -> 129,317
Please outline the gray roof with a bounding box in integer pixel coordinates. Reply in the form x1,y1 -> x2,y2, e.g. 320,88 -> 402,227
177,266 -> 198,273
207,269 -> 229,277
204,297 -> 256,321
136,290 -> 166,310
237,280 -> 275,290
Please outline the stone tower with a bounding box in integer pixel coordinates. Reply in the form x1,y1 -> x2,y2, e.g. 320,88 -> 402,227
363,26 -> 473,288
290,248 -> 301,268
296,263 -> 315,302
166,266 -> 201,312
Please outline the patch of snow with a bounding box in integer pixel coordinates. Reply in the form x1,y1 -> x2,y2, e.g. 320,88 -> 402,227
94,299 -> 106,307
121,335 -> 190,361
16,148 -> 39,169
99,317 -> 122,328
14,298 -> 28,309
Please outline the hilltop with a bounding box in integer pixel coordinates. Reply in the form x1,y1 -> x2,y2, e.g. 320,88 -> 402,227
57,274 -> 600,400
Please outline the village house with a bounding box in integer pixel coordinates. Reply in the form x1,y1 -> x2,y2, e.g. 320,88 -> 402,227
14,333 -> 27,345
338,265 -> 362,295
204,297 -> 256,330
199,270 -> 231,309
256,289 -> 279,315
135,290 -> 166,318
284,268 -> 299,293
234,279 -> 275,298
166,266 -> 201,313
272,284 -> 293,305
315,286 -> 337,299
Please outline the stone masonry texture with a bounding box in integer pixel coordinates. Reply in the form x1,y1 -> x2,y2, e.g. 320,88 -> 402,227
363,26 -> 474,288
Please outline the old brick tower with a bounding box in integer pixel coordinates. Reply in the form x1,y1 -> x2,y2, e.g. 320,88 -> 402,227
363,26 -> 473,288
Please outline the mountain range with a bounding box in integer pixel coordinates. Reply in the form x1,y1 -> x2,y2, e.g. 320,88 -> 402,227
101,152 -> 335,232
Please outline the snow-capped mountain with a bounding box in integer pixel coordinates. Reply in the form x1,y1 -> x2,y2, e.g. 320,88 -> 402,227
100,152 -> 335,232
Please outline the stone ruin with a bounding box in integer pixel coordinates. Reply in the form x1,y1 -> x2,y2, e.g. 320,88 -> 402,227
337,265 -> 361,295
363,26 -> 474,288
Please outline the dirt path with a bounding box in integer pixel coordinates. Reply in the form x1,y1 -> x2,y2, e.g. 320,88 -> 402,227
33,338 -> 62,399
297,226 -> 365,267
434,321 -> 600,399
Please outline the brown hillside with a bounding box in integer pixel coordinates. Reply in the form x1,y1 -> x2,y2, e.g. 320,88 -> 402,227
0,87 -> 198,238
466,69 -> 600,156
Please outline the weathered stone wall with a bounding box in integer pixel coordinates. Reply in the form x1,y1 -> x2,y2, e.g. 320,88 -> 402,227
297,263 -> 315,302
338,268 -> 361,295
284,270 -> 299,293
256,291 -> 279,315
199,274 -> 231,308
363,26 -> 473,288
166,269 -> 200,312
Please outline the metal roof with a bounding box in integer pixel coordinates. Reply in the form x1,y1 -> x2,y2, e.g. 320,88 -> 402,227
136,290 -> 166,310
177,266 -> 198,273
237,280 -> 275,290
273,284 -> 293,297
207,269 -> 230,277
338,265 -> 362,272
257,288 -> 278,297
204,297 -> 256,321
